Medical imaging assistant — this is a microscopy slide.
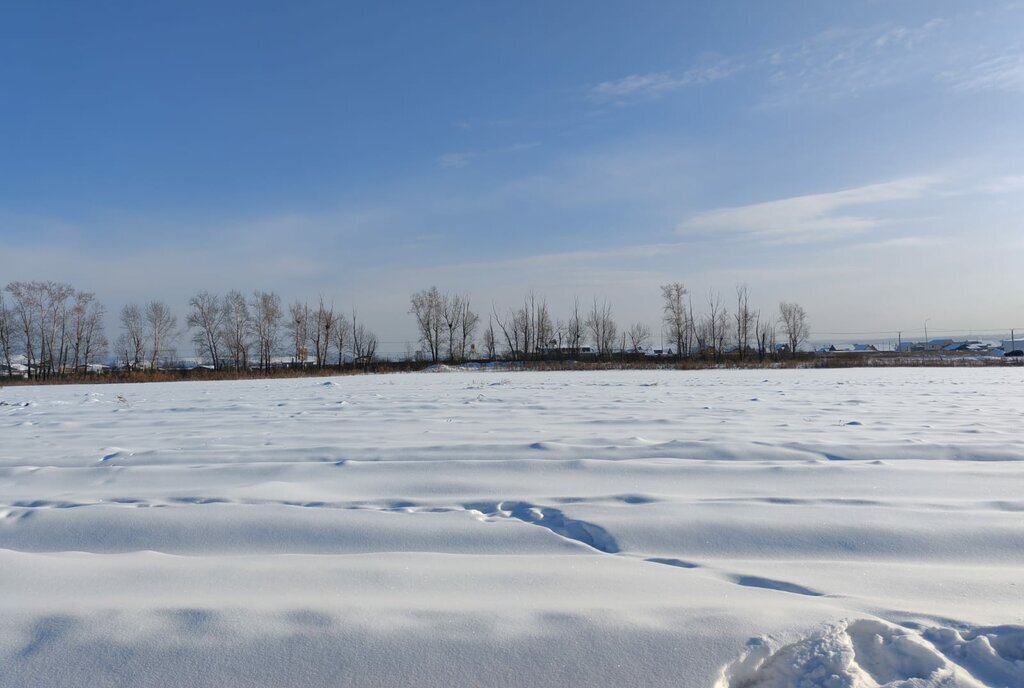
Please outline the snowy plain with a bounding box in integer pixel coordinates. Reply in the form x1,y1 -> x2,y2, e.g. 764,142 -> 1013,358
0,368 -> 1022,687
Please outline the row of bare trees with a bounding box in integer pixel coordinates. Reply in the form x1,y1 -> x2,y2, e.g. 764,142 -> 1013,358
409,287 -> 480,362
1,281 -> 107,378
662,282 -> 809,361
411,284 -> 809,362
285,297 -> 378,370
116,290 -> 381,371
2,279 -> 809,378
183,291 -> 378,371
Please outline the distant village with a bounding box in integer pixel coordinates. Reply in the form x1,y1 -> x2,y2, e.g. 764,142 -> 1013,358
816,338 -> 1022,357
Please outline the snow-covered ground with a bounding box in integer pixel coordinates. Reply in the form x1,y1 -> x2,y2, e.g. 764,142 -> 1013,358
1,369 -> 1022,687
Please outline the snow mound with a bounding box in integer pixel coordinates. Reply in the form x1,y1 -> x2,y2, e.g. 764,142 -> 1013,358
715,619 -> 1022,688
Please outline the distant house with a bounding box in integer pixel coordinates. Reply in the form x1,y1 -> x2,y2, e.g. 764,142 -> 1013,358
1,362 -> 29,378
535,346 -> 598,357
644,347 -> 675,358
825,343 -> 877,353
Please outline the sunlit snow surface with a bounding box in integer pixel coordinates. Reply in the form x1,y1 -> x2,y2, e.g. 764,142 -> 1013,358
1,369 -> 1022,687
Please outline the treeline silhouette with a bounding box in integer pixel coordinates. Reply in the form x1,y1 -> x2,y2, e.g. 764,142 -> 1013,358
1,279 -> 813,382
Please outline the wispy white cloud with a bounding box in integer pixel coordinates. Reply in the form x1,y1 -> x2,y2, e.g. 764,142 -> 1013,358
677,177 -> 941,244
760,18 -> 951,103
590,61 -> 744,102
436,143 -> 538,170
437,242 -> 685,274
941,52 -> 1024,92
849,236 -> 950,251
589,17 -> 955,107
971,174 -> 1024,194
437,152 -> 475,169
587,9 -> 1022,110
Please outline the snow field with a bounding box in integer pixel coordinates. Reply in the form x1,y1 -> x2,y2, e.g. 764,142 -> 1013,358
1,368 -> 1022,686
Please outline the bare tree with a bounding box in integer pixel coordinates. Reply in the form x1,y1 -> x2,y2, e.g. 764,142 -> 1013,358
566,297 -> 583,355
288,301 -> 311,366
333,312 -> 351,367
251,291 -> 282,371
701,290 -> 729,361
458,296 -> 479,361
532,294 -> 553,357
778,301 -> 809,357
49,284 -> 70,374
627,322 -> 651,353
28,281 -> 75,377
755,310 -> 776,361
410,287 -> 444,363
2,282 -> 102,378
188,291 -> 225,368
686,294 -> 698,357
5,282 -> 41,377
734,284 -> 754,360
350,309 -> 377,363
80,297 -> 107,369
221,290 -> 251,369
69,291 -> 104,371
144,301 -> 177,370
492,304 -> 519,359
661,282 -> 688,358
441,292 -> 464,362
586,298 -> 617,357
120,303 -> 146,369
0,292 -> 15,374
482,316 -> 497,360
313,296 -> 335,368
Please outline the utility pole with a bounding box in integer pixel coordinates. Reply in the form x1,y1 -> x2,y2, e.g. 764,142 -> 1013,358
924,319 -> 930,350
897,331 -> 902,353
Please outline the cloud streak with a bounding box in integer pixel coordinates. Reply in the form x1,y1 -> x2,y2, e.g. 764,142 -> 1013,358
590,61 -> 744,102
677,177 -> 941,244
437,152 -> 475,169
941,52 -> 1024,92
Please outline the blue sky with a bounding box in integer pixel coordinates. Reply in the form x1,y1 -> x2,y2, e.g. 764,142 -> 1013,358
2,1 -> 1024,350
